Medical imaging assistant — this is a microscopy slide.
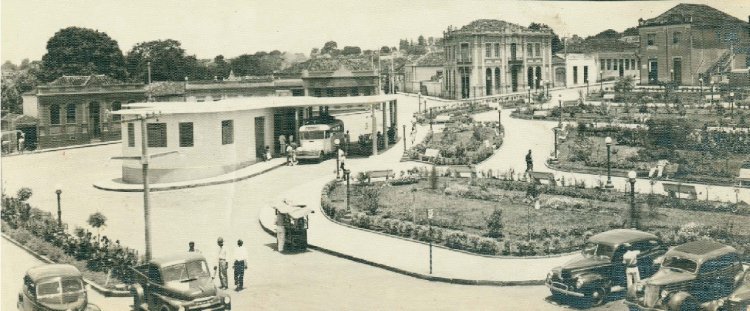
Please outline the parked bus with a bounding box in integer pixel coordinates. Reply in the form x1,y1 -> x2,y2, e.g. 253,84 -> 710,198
296,117 -> 345,162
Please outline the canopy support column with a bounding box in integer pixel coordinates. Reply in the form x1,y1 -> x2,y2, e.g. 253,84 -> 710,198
371,103 -> 378,156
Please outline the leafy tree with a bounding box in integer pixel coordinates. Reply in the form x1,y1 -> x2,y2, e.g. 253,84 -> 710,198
418,35 -> 426,46
614,76 -> 634,94
399,39 -> 410,50
428,37 -> 435,46
341,46 -> 362,56
2,60 -> 17,71
212,55 -> 231,78
358,186 -> 381,215
87,212 -> 107,238
528,23 -> 563,54
590,29 -> 620,40
380,46 -> 391,54
486,209 -> 504,238
1,79 -> 22,113
126,39 -> 199,82
16,188 -> 32,201
41,27 -> 127,81
321,41 -> 338,55
429,165 -> 438,189
309,48 -> 320,58
230,54 -> 260,76
623,26 -> 639,36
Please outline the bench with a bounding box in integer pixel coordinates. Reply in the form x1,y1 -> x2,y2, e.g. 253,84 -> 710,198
603,94 -> 615,101
366,169 -> 395,182
529,171 -> 556,186
662,183 -> 697,200
451,166 -> 476,178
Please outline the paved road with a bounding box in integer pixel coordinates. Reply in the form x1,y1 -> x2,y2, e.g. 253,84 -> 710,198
1,237 -> 132,311
0,93 -> 632,310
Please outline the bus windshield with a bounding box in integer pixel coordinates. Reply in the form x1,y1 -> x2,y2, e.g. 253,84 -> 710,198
301,131 -> 325,140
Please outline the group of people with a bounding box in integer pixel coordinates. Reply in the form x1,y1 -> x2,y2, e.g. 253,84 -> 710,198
279,135 -> 299,166
188,237 -> 249,291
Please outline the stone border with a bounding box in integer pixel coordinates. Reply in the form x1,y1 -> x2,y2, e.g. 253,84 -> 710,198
93,162 -> 286,192
2,233 -> 131,297
1,140 -> 120,158
257,212 -> 543,287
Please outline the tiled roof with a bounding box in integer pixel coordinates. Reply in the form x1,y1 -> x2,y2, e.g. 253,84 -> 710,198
148,81 -> 185,96
640,3 -> 747,28
1,113 -> 38,126
47,75 -> 124,87
304,56 -> 374,72
450,19 -> 550,34
414,52 -> 446,67
566,38 -> 638,54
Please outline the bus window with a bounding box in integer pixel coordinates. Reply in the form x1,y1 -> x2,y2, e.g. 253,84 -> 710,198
301,131 -> 325,140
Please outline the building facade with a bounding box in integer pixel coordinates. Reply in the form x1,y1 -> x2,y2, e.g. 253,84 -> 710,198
404,52 -> 444,96
33,75 -> 145,149
443,19 -> 553,99
637,3 -> 749,86
596,51 -> 640,82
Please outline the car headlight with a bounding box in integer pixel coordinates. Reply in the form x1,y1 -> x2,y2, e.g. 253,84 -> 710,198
224,296 -> 231,304
660,289 -> 669,299
576,278 -> 585,289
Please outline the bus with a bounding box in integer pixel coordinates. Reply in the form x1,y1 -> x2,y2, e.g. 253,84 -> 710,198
296,117 -> 345,161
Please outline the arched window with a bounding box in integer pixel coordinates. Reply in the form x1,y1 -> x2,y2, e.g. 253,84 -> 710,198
494,67 -> 501,90
485,68 -> 493,96
527,67 -> 534,89
535,66 -> 542,89
50,104 -> 61,125
66,104 -> 76,124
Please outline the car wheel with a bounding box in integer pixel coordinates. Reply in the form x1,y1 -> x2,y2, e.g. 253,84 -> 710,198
590,287 -> 607,307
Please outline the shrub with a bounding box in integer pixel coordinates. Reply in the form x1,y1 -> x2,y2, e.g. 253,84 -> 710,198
486,209 -> 504,238
429,165 -> 438,190
358,186 -> 381,215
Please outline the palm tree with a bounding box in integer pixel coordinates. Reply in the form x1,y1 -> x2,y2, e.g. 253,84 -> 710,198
87,212 -> 107,240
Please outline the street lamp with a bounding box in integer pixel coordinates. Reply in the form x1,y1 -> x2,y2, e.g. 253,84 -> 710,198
551,127 -> 559,163
711,82 -> 715,106
730,92 -> 735,118
55,185 -> 62,228
605,137 -> 614,189
527,86 -> 532,105
429,107 -> 434,131
418,92 -> 422,114
558,94 -> 563,128
628,170 -> 638,229
344,169 -> 351,211
699,77 -> 704,101
599,70 -> 603,91
334,138 -> 341,178
586,80 -> 590,97
497,107 -> 502,129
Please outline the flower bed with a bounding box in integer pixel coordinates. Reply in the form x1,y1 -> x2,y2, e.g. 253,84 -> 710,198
408,121 -> 503,165
324,174 -> 750,258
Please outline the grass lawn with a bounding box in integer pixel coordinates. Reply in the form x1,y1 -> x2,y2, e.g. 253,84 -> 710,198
328,177 -> 750,256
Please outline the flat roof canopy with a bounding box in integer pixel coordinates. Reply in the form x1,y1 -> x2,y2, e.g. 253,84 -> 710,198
115,95 -> 398,116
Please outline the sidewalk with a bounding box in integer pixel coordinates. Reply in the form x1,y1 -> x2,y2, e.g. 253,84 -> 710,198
93,158 -> 286,192
258,176 -> 576,285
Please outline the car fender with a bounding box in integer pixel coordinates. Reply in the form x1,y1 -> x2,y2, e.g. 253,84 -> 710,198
575,272 -> 607,290
666,291 -> 693,310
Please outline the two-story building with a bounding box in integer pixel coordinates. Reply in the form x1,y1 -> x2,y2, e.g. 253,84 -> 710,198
637,3 -> 749,86
403,52 -> 444,96
443,19 -> 553,99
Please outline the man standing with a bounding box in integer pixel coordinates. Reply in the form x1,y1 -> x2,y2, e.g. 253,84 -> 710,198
233,239 -> 248,291
526,150 -> 534,172
215,237 -> 228,289
188,241 -> 197,252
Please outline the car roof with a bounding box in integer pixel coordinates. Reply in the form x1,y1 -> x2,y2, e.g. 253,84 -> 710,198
149,252 -> 207,267
588,229 -> 658,246
25,264 -> 81,282
666,240 -> 736,261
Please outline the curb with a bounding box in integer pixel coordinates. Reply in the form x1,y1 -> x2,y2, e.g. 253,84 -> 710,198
256,215 -> 543,286
2,141 -> 120,158
93,162 -> 286,192
2,233 -> 131,297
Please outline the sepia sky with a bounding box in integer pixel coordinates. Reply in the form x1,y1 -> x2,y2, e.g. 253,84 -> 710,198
1,0 -> 748,63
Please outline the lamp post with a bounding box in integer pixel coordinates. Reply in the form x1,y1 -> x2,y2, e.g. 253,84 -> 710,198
551,127 -> 559,163
628,170 -> 638,229
527,86 -> 532,105
586,80 -> 590,97
418,92 -> 422,114
599,70 -> 603,92
605,137 -> 614,189
497,107 -> 502,129
699,77 -> 704,100
334,138 -> 341,178
558,94 -> 563,128
546,80 -> 550,98
730,92 -> 735,119
403,124 -> 407,152
147,61 -> 153,102
344,169 -> 351,211
711,82 -> 715,106
429,107 -> 434,132
55,186 -> 62,228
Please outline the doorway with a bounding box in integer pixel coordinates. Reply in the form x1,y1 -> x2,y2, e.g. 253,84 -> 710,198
255,117 -> 265,160
673,58 -> 682,85
511,66 -> 519,92
88,102 -> 101,138
648,60 -> 658,85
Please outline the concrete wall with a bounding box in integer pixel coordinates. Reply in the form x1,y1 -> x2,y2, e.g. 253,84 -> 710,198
564,54 -> 598,86
21,94 -> 38,117
121,108 -> 275,184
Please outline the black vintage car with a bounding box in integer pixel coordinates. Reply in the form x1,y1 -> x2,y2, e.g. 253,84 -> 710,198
625,240 -> 745,311
546,229 -> 667,306
721,269 -> 750,311
130,252 -> 231,311
17,264 -> 101,311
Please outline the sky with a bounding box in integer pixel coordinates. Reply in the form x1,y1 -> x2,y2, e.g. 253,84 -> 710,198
1,0 -> 748,64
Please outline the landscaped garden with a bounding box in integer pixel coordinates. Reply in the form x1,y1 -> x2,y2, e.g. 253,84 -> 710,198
406,119 -> 503,165
1,187 -> 137,290
321,169 -> 750,258
553,118 -> 750,186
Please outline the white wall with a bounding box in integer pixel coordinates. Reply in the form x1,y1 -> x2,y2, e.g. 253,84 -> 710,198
564,54 -> 598,87
121,108 -> 275,183
21,94 -> 38,117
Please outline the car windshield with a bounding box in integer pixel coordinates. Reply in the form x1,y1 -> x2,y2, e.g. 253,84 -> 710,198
582,242 -> 615,259
162,260 -> 211,283
663,256 -> 698,273
36,277 -> 83,297
301,131 -> 325,140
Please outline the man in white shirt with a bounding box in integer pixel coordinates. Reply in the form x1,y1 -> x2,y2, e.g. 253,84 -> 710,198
233,239 -> 248,291
215,237 -> 228,289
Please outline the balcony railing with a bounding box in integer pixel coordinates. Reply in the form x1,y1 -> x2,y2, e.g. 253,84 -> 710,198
456,56 -> 472,64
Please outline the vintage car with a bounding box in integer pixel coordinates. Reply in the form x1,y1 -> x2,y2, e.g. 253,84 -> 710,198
131,252 -> 231,311
625,240 -> 745,311
546,229 -> 666,306
720,269 -> 750,311
17,264 -> 101,311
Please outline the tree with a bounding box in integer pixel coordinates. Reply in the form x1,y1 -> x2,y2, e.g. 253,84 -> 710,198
418,35 -> 426,46
380,46 -> 391,54
126,39 -> 197,82
1,78 -> 22,114
321,41 -> 338,55
87,212 -> 107,238
614,76 -> 634,94
212,55 -> 231,78
341,46 -> 362,56
310,48 -> 320,58
41,27 -> 127,81
2,60 -> 17,71
590,29 -> 620,40
529,23 -> 563,53
399,39 -> 410,50
428,37 -> 435,46
623,27 -> 639,36
486,209 -> 504,238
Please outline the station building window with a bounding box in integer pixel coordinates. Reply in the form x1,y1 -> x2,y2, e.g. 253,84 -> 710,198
221,120 -> 234,145
494,43 -> 500,57
179,122 -> 194,147
647,34 -> 656,46
486,43 -> 492,57
50,104 -> 61,125
66,104 -> 76,124
147,123 -> 167,148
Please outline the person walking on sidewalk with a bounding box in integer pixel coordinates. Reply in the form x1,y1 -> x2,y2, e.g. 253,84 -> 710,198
233,239 -> 248,291
525,150 -> 534,172
215,237 -> 228,289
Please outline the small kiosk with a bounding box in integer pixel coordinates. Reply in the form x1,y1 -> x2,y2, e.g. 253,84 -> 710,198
274,200 -> 315,252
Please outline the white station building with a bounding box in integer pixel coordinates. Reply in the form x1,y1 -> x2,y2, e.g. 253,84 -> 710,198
114,95 -> 399,184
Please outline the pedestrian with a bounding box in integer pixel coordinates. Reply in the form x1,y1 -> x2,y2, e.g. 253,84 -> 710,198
525,150 -> 534,172
215,237 -> 228,289
233,239 -> 248,291
264,145 -> 272,161
17,132 -> 25,154
623,250 -> 641,301
188,241 -> 200,253
291,142 -> 298,165
286,144 -> 293,166
279,135 -> 286,156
